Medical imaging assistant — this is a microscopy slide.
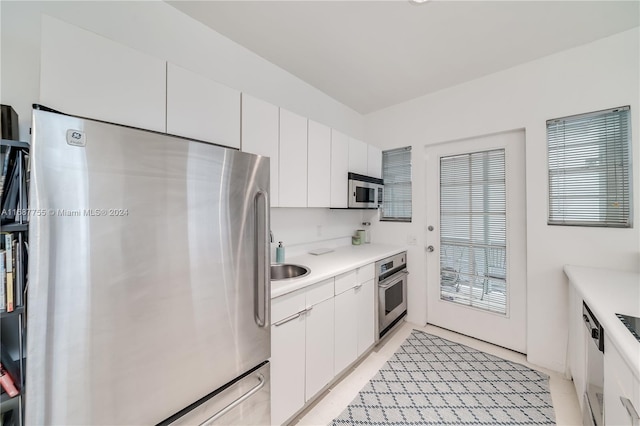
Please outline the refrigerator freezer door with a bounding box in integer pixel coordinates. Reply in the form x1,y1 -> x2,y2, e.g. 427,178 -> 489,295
166,362 -> 270,426
27,110 -> 270,425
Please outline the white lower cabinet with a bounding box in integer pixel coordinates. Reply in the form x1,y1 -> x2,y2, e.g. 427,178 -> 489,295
334,264 -> 376,376
271,291 -> 306,426
271,278 -> 334,425
356,279 -> 376,356
271,263 -> 377,425
334,288 -> 358,374
567,284 -> 586,410
305,297 -> 334,400
604,335 -> 640,426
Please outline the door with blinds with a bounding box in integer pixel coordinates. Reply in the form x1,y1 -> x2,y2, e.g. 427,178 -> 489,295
425,130 -> 527,353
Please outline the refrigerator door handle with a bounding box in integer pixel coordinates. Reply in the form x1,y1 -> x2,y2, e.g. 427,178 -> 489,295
254,190 -> 270,328
199,373 -> 266,426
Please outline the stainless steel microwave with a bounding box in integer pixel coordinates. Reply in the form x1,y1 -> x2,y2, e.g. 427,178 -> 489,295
348,172 -> 383,209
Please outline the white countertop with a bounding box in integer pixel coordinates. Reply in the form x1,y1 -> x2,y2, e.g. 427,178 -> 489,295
564,265 -> 640,379
271,244 -> 406,298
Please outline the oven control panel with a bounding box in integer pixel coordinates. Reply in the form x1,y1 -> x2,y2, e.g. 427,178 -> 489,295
376,252 -> 407,279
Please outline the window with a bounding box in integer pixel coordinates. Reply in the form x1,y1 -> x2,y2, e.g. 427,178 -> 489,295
547,106 -> 632,227
381,146 -> 412,222
440,149 -> 507,314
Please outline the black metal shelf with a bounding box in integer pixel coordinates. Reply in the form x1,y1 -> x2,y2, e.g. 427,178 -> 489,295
0,390 -> 21,413
1,137 -> 28,425
0,139 -> 29,149
0,223 -> 28,232
0,307 -> 25,320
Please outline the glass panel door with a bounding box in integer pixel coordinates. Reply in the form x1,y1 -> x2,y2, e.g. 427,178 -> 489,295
439,149 -> 507,314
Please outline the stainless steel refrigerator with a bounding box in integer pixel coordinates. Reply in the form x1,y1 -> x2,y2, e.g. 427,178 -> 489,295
26,108 -> 271,425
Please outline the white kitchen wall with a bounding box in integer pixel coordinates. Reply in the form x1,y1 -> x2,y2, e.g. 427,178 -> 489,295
0,1 -> 364,143
271,208 -> 365,259
365,27 -> 640,373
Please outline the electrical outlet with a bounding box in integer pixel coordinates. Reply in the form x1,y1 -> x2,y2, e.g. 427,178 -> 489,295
407,234 -> 417,245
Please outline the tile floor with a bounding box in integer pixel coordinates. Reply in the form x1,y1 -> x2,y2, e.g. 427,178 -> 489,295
293,321 -> 582,426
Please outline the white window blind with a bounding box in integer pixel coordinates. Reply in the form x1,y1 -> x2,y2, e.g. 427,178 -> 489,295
547,106 -> 632,227
440,149 -> 507,315
381,147 -> 412,222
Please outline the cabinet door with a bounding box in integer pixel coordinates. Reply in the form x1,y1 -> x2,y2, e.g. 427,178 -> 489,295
348,138 -> 368,175
356,279 -> 375,356
330,130 -> 349,208
334,288 -> 358,374
271,316 -> 305,426
305,297 -> 334,401
241,94 -> 280,206
604,336 -> 640,426
367,145 -> 382,179
279,109 -> 308,207
40,16 -> 166,133
567,284 -> 586,409
166,63 -> 240,148
307,120 -> 331,207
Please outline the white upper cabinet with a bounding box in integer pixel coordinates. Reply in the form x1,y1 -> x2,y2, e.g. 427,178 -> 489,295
40,16 -> 166,133
279,109 -> 308,207
330,130 -> 349,208
367,145 -> 383,179
307,120 -> 331,208
348,138 -> 368,175
241,94 -> 280,206
166,63 -> 240,148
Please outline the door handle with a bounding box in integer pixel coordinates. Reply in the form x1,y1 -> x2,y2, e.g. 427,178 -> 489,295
254,190 -> 270,328
426,245 -> 434,253
199,373 -> 266,425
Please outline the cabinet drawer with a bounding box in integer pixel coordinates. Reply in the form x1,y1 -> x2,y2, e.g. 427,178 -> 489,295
306,278 -> 334,306
272,290 -> 306,323
357,264 -> 375,284
334,270 -> 357,295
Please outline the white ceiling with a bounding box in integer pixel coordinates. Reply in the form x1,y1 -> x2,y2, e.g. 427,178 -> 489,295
167,1 -> 639,115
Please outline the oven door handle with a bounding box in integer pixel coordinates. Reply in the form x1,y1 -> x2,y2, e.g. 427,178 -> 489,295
379,270 -> 409,289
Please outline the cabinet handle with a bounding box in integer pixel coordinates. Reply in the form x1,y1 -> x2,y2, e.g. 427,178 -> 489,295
273,306 -> 314,327
354,283 -> 363,290
274,311 -> 303,327
621,397 -> 640,425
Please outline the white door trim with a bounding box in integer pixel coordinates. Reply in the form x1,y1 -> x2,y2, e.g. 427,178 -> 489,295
425,129 -> 527,353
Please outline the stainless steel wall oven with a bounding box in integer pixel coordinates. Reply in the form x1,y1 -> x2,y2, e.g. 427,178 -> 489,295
376,252 -> 408,339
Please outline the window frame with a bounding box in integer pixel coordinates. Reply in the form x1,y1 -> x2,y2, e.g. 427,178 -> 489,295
380,146 -> 412,223
546,106 -> 633,228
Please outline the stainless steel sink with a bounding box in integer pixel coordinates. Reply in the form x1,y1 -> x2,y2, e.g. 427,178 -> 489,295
271,264 -> 310,281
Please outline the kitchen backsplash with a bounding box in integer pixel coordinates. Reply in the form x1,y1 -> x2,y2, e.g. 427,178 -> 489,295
270,207 -> 367,259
